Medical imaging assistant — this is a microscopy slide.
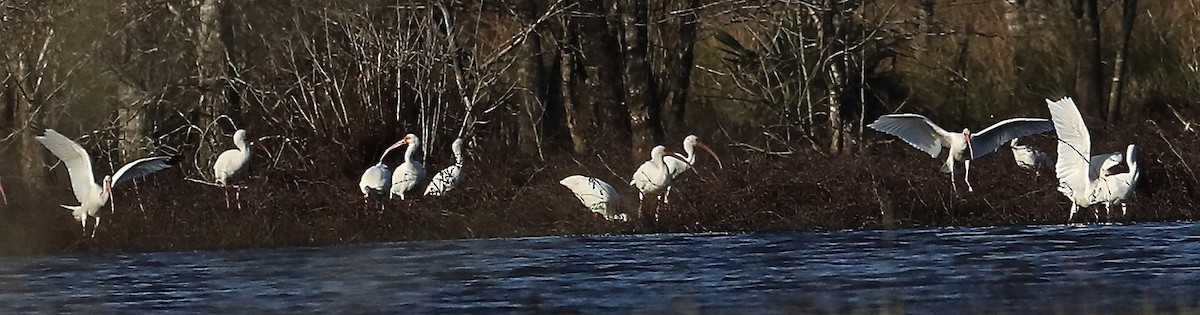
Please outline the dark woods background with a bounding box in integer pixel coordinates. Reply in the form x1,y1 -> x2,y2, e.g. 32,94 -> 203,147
1,0 -> 1197,254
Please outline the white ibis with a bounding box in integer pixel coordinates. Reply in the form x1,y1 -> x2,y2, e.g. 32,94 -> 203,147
390,134 -> 426,200
1095,144 -> 1140,218
665,135 -> 723,179
1089,151 -> 1125,179
1010,138 -> 1125,180
35,129 -> 178,237
630,145 -> 690,218
424,138 -> 465,196
1046,96 -> 1140,222
867,113 -> 1054,192
1010,138 -> 1052,173
559,175 -> 625,221
359,139 -> 404,203
213,129 -> 252,209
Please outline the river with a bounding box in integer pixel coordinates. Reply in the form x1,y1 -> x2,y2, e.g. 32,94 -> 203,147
0,222 -> 1197,313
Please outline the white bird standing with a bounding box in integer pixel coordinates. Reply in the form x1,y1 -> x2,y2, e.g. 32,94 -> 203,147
359,139 -> 404,203
559,175 -> 625,221
630,145 -> 690,217
424,138 -> 465,196
1095,144 -> 1140,218
35,129 -> 178,237
665,135 -> 723,179
1046,96 -> 1140,222
390,134 -> 427,200
214,129 -> 252,209
867,113 -> 1055,192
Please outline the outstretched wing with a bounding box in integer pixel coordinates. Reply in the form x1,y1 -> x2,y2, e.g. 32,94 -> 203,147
35,129 -> 96,203
970,118 -> 1054,159
867,114 -> 949,158
1046,97 -> 1092,198
112,155 -> 180,187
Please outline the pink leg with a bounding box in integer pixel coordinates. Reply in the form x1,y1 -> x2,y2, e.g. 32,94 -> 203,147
224,186 -> 231,208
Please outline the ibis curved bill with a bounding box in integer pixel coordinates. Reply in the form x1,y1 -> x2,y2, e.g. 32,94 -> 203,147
424,138 -> 465,196
560,175 -> 624,221
1047,97 -> 1140,222
214,129 -> 252,208
868,113 -> 1054,192
390,134 -> 427,200
36,129 -> 178,237
359,138 -> 404,202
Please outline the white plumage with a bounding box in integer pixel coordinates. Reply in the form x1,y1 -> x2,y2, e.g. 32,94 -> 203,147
630,145 -> 689,209
868,113 -> 1055,192
359,138 -> 405,202
1047,97 -> 1140,222
1010,138 -> 1052,173
36,129 -> 178,237
214,129 -> 252,208
424,138 -> 465,196
390,134 -> 427,200
559,175 -> 624,221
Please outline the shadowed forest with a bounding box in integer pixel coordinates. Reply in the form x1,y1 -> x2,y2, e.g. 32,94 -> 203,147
2,0 -> 1200,255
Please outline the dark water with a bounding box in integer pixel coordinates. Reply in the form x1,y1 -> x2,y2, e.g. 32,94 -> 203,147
1,222 -> 1199,314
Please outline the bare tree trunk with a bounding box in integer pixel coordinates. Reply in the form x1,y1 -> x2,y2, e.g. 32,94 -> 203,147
5,56 -> 45,191
654,0 -> 701,134
822,0 -> 850,155
558,14 -> 592,154
1071,0 -> 1104,116
915,0 -> 935,59
613,0 -> 659,159
1107,0 -> 1139,123
576,0 -> 625,151
195,0 -> 236,165
515,0 -> 547,159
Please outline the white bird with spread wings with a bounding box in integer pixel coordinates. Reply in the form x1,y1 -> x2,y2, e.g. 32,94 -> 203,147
868,113 -> 1055,192
36,129 -> 178,237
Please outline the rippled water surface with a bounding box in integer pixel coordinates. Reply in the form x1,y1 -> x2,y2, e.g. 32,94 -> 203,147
1,222 -> 1199,313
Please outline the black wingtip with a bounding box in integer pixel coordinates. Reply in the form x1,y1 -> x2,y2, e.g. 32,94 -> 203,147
1045,87 -> 1069,102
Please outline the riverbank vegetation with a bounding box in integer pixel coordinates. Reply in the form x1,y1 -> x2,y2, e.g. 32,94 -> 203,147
1,0 -> 1199,255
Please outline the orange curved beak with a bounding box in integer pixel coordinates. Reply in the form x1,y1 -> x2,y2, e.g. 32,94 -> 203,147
696,142 -> 723,169
664,149 -> 693,167
964,131 -> 974,159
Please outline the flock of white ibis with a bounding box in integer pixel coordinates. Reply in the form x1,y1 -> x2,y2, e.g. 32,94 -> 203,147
16,95 -> 1139,238
868,96 -> 1141,222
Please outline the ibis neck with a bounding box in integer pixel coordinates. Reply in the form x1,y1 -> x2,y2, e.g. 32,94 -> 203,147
684,144 -> 696,164
405,143 -> 419,164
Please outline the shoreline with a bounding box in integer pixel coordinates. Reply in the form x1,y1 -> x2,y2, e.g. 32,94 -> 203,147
1,120 -> 1195,256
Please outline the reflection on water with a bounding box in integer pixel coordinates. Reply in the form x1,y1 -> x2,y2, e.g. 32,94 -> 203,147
1,222 -> 1199,313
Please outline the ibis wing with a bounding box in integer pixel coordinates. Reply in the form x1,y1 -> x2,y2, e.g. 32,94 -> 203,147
35,129 -> 96,203
970,118 -> 1055,159
1089,150 -> 1123,179
867,114 -> 948,158
112,155 -> 179,187
1046,97 -> 1092,198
